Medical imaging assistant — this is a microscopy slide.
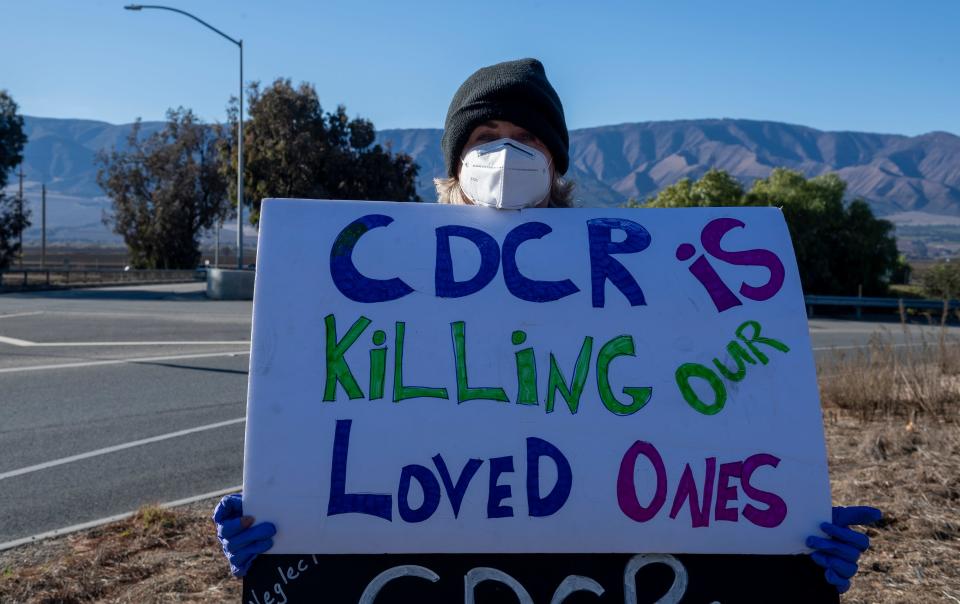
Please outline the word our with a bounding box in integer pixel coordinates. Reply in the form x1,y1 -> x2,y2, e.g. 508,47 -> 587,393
326,420 -> 785,529
330,214 -> 785,312
674,320 -> 791,416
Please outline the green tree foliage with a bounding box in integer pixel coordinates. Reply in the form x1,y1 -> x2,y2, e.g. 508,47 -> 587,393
889,254 -> 912,285
922,261 -> 960,300
638,168 -> 900,295
0,90 -> 29,269
220,79 -> 420,224
97,108 -> 229,269
643,169 -> 745,208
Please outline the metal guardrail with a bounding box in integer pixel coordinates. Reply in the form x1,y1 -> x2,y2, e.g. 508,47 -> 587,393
0,268 -> 204,290
804,294 -> 960,318
2,272 -> 956,315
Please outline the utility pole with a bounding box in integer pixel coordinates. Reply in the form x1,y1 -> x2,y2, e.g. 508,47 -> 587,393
215,219 -> 221,268
238,38 -> 244,269
41,184 -> 47,269
17,166 -> 24,268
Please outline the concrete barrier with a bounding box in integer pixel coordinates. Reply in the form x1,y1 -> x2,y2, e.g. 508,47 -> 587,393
206,268 -> 255,300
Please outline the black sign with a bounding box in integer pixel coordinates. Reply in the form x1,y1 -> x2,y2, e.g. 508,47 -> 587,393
243,553 -> 838,603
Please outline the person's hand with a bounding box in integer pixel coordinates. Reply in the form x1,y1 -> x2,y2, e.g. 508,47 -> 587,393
807,505 -> 882,593
212,493 -> 277,577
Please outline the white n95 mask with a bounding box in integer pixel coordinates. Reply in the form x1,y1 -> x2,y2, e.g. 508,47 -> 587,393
459,138 -> 552,209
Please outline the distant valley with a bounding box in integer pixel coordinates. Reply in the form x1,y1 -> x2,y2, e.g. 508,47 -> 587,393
7,116 -> 960,256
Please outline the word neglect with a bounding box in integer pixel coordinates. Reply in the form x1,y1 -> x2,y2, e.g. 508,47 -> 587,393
247,556 -> 317,604
327,420 -> 785,528
330,214 -> 785,311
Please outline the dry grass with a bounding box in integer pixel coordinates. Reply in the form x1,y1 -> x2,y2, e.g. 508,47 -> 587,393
820,313 -> 960,603
1,321 -> 958,603
826,416 -> 960,603
819,310 -> 960,419
0,502 -> 240,603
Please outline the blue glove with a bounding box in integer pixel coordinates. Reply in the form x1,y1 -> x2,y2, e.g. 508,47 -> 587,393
212,493 -> 277,577
807,505 -> 882,593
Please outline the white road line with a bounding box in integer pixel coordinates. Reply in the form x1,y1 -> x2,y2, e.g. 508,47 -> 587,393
26,340 -> 249,347
0,484 -> 243,552
0,335 -> 248,347
0,350 -> 249,374
0,311 -> 44,320
812,342 -> 928,351
0,417 -> 246,481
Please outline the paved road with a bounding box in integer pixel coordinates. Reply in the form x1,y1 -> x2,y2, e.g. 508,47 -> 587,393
0,284 -> 250,545
1,283 -> 956,545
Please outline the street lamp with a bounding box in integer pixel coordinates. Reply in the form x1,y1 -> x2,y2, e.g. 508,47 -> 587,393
124,4 -> 246,269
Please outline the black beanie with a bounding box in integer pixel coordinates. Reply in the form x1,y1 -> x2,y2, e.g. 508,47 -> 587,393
442,58 -> 569,177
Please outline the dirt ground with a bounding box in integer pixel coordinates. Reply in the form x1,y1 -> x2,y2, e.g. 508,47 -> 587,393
825,413 -> 960,603
0,502 -> 240,603
1,412 -> 957,603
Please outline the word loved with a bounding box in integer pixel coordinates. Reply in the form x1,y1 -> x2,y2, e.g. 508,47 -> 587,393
327,420 -> 573,522
324,314 -> 652,415
675,319 -> 790,415
617,440 -> 787,529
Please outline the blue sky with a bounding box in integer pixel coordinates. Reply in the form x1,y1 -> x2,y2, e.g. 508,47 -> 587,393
3,0 -> 959,135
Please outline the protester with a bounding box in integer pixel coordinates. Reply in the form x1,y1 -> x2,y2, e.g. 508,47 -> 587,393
213,58 -> 881,593
432,58 -> 573,209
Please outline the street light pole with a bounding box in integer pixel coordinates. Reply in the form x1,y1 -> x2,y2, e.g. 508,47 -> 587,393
238,38 -> 244,268
124,4 -> 245,269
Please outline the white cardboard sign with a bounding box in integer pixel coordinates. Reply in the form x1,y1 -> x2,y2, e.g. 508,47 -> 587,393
242,199 -> 831,555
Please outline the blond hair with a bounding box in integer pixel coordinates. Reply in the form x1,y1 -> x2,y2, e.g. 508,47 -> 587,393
433,175 -> 575,208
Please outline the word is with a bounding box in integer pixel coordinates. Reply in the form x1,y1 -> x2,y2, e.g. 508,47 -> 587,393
675,217 -> 785,312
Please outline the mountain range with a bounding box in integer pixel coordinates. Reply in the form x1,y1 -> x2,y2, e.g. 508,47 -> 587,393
8,115 -> 960,245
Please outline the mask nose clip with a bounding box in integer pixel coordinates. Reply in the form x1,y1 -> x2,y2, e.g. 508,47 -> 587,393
500,141 -> 534,157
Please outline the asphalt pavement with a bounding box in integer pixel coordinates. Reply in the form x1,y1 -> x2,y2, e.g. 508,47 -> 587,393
0,283 -> 956,546
0,283 -> 250,546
